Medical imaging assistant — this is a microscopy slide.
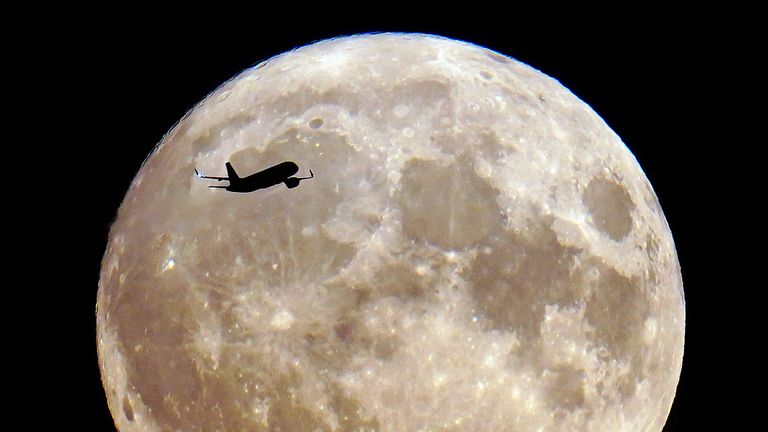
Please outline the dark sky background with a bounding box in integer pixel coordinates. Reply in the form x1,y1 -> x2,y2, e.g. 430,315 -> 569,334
61,15 -> 736,431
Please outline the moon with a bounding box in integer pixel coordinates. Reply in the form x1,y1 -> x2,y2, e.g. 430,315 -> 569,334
97,33 -> 684,431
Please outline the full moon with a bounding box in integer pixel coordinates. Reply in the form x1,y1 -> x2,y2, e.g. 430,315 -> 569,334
97,34 -> 684,431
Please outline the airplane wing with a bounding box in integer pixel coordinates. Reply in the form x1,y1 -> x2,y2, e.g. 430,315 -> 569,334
194,169 -> 229,181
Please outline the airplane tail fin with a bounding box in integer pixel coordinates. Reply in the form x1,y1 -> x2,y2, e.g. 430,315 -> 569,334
225,162 -> 239,180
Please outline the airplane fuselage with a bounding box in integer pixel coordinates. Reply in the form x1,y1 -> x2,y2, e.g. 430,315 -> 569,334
196,160 -> 312,192
226,161 -> 299,193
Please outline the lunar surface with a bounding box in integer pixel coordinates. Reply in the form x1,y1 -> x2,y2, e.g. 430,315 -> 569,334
97,34 -> 684,431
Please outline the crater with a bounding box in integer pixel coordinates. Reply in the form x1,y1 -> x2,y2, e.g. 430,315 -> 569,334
488,52 -> 511,64
308,118 -> 324,129
583,177 -> 635,241
399,157 -> 503,250
122,395 -> 134,422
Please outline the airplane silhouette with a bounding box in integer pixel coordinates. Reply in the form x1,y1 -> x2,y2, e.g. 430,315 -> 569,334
194,161 -> 313,192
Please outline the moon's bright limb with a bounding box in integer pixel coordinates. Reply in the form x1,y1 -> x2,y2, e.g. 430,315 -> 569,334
97,33 -> 684,432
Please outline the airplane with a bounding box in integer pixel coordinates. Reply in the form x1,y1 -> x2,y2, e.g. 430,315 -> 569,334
194,161 -> 314,192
